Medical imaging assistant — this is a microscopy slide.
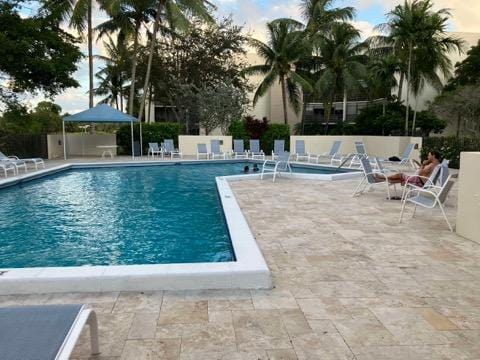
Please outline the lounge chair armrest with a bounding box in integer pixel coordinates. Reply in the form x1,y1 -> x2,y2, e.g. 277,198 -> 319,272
8,156 -> 20,160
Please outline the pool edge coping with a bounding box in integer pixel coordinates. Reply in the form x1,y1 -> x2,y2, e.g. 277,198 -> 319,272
0,160 -> 361,294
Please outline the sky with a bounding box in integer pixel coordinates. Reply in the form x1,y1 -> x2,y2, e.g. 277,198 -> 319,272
22,0 -> 480,114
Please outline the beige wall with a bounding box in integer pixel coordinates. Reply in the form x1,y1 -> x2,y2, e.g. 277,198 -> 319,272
456,152 -> 480,242
290,135 -> 422,161
47,134 -> 117,159
179,136 -> 233,156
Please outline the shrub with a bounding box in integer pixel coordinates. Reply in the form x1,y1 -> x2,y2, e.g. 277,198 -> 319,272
421,136 -> 480,168
261,123 -> 290,154
244,116 -> 269,140
228,120 -> 249,143
117,122 -> 183,155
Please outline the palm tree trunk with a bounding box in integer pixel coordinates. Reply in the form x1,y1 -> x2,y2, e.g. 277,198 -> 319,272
280,76 -> 289,125
138,0 -> 164,155
120,84 -> 124,112
128,19 -> 141,115
300,93 -> 309,135
405,43 -> 413,135
411,97 -> 418,135
147,84 -> 153,123
397,72 -> 404,101
88,1 -> 93,109
342,89 -> 347,122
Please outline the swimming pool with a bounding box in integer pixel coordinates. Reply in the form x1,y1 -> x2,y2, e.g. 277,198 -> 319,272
0,162 -> 343,269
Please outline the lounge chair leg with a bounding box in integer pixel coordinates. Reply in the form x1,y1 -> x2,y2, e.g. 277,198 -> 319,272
399,199 -> 407,224
87,311 -> 100,355
352,178 -> 365,197
439,203 -> 453,232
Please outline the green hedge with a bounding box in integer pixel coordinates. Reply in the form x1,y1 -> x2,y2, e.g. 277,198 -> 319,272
421,136 -> 480,169
261,124 -> 290,154
117,122 -> 183,155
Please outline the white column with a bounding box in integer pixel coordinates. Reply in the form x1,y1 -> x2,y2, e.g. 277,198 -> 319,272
62,120 -> 67,160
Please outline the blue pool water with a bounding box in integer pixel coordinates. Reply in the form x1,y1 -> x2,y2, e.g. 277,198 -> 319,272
0,162 -> 339,268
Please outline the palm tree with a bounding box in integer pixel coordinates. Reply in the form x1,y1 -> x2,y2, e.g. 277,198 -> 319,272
94,36 -> 129,110
300,0 -> 355,35
368,54 -> 400,115
243,19 -> 312,125
378,0 -> 463,134
137,0 -> 214,123
314,22 -> 367,133
97,0 -> 156,115
43,0 -> 97,108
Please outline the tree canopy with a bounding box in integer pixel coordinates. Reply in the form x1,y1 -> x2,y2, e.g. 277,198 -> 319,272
0,1 -> 82,103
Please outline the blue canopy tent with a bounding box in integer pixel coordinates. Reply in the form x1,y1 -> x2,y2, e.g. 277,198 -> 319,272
62,104 -> 138,160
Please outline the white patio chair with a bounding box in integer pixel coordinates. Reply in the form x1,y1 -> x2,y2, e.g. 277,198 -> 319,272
272,140 -> 285,160
233,139 -> 248,159
308,140 -> 342,164
148,142 -> 163,159
0,162 -> 16,178
163,139 -> 182,159
0,304 -> 99,360
294,140 -> 309,162
353,156 -> 397,200
379,143 -> 416,168
261,151 -> 292,182
210,140 -> 226,160
197,143 -> 209,159
249,139 -> 265,160
0,151 -> 43,171
399,175 -> 455,232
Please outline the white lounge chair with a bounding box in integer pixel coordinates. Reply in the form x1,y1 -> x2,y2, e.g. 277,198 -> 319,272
0,162 -> 16,178
163,139 -> 182,159
210,140 -> 226,160
197,143 -> 209,159
249,139 -> 265,160
400,159 -> 449,200
261,151 -> 292,182
380,143 -> 415,168
148,142 -> 163,158
353,156 -> 397,200
400,174 -> 455,232
0,151 -> 44,171
308,140 -> 342,164
0,304 -> 99,360
294,140 -> 309,161
233,139 -> 248,159
272,140 -> 285,160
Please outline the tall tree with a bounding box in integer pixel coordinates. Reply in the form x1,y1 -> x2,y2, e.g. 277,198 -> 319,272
0,2 -> 82,102
43,0 -> 97,108
378,0 -> 462,134
94,36 -> 129,110
243,18 -> 312,125
367,54 -> 400,115
97,0 -> 156,114
314,22 -> 367,133
300,0 -> 355,35
137,0 -> 214,122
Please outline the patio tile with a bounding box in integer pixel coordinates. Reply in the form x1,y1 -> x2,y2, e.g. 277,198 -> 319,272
127,312 -> 158,339
158,299 -> 208,325
120,339 -> 180,360
113,291 -> 163,313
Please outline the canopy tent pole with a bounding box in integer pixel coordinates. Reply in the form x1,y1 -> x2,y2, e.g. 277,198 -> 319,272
62,120 -> 67,160
130,120 -> 134,159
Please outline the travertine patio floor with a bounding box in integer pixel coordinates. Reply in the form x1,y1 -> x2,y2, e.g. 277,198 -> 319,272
2,174 -> 480,359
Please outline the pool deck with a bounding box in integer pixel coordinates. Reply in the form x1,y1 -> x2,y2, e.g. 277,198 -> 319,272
2,159 -> 479,359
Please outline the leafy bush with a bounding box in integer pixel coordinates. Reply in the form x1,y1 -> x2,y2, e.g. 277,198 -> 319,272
421,136 -> 480,168
117,122 -> 183,155
261,124 -> 290,154
228,120 -> 249,143
244,116 -> 269,140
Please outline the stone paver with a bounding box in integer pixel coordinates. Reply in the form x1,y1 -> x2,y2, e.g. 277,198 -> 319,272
2,173 -> 478,359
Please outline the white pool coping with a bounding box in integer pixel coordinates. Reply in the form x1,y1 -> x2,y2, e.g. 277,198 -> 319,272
0,160 -> 361,294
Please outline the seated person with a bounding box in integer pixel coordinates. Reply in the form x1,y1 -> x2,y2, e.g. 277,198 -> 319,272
243,165 -> 250,173
375,150 -> 441,186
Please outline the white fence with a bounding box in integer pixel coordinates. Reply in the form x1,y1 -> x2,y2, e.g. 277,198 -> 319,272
290,135 -> 423,161
47,134 -> 117,159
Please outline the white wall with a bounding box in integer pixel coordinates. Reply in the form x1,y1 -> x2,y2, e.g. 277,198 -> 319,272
290,135 -> 422,161
456,152 -> 480,242
179,136 -> 233,156
47,134 -> 117,159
